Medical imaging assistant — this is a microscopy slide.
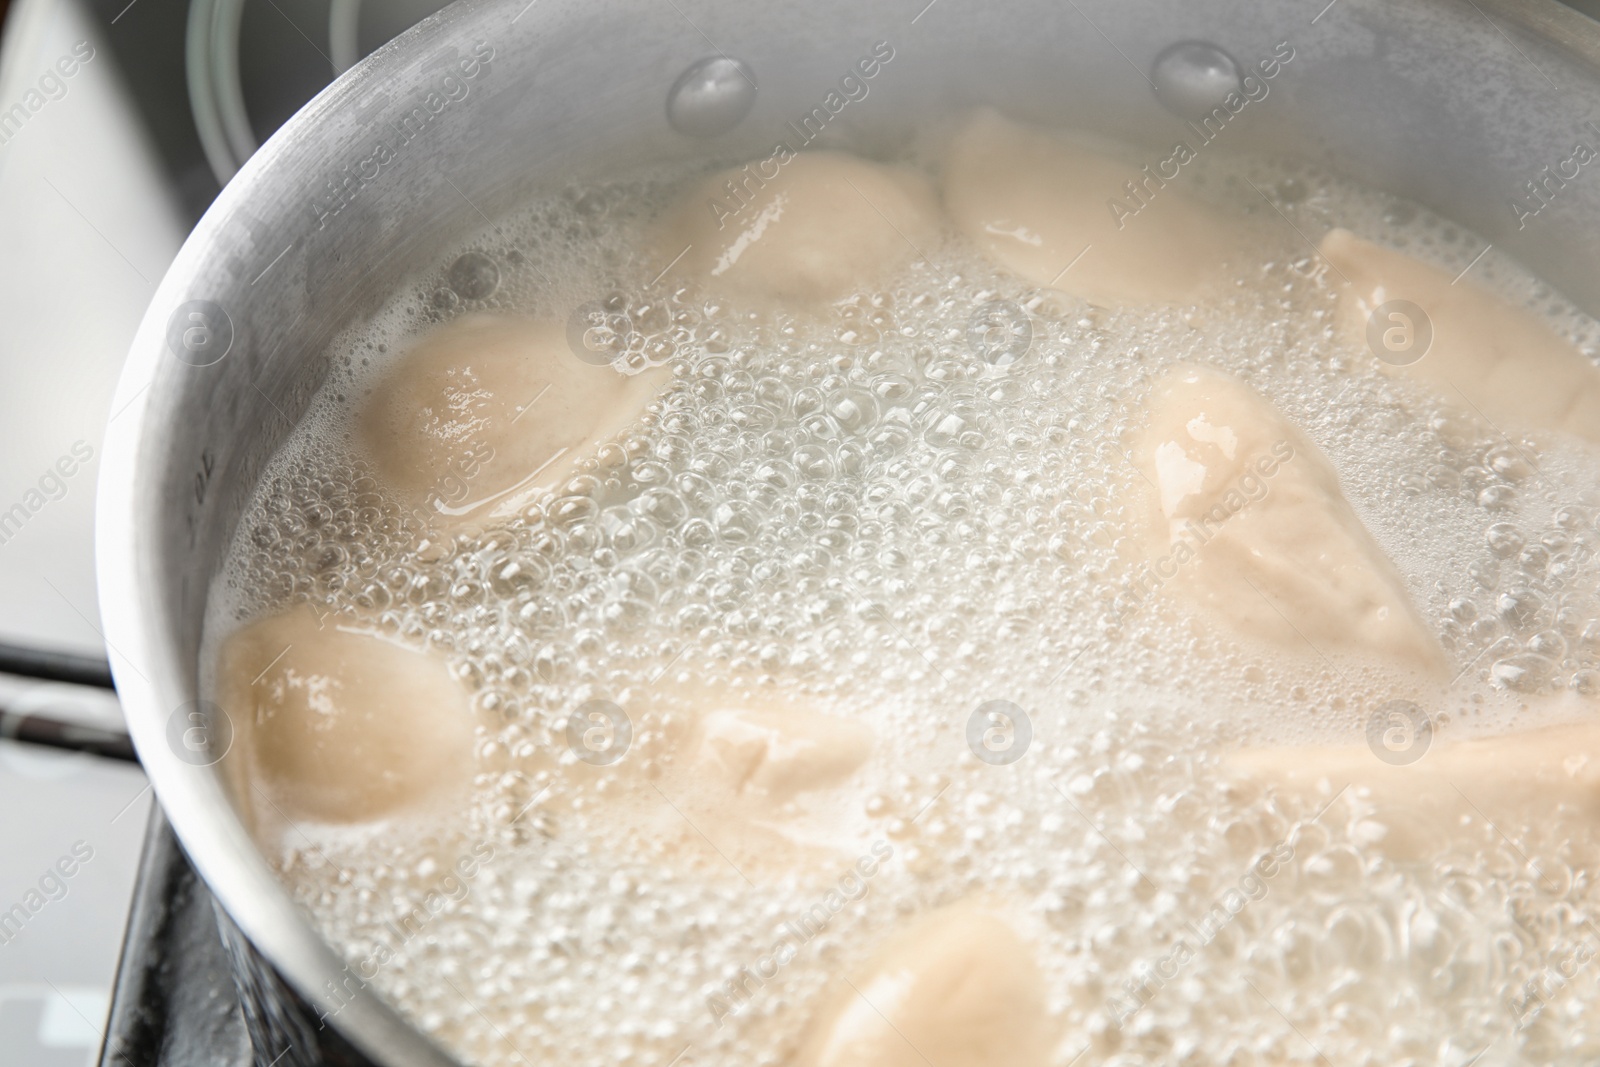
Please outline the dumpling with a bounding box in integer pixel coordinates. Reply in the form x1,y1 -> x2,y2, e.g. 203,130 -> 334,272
1227,713 -> 1600,861
1128,364 -> 1443,673
357,314 -> 669,522
558,682 -> 877,882
1320,228 -> 1600,445
942,108 -> 1244,306
653,151 -> 943,307
694,704 -> 873,805
793,903 -> 1054,1067
216,606 -> 475,824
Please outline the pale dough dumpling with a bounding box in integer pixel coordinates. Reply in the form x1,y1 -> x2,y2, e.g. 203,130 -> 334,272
562,683 -> 876,881
1227,713 -> 1600,862
1320,228 -> 1600,444
1129,364 -> 1443,673
942,108 -> 1244,306
217,606 -> 475,824
695,705 -> 872,805
653,151 -> 942,307
673,695 -> 874,869
358,314 -> 669,521
794,903 -> 1053,1067
677,694 -> 874,877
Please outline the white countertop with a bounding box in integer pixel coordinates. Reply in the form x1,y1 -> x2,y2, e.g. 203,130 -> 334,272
0,0 -> 182,1059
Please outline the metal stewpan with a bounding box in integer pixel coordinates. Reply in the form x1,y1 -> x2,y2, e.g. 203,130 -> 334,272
97,0 -> 1600,1062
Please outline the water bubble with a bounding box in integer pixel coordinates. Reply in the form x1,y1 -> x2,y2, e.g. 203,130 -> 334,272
1526,630 -> 1565,659
1485,523 -> 1524,558
447,252 -> 501,301
1553,505 -> 1588,529
1492,653 -> 1552,693
666,56 -> 757,138
1427,465 -> 1461,493
1497,588 -> 1542,625
1151,41 -> 1242,121
1486,445 -> 1533,481
712,501 -> 761,544
566,300 -> 632,366
1478,484 -> 1517,511
966,299 -> 1033,367
923,404 -> 987,450
826,390 -> 880,434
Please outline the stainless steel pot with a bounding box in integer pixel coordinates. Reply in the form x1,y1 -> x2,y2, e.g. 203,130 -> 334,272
97,0 -> 1600,1063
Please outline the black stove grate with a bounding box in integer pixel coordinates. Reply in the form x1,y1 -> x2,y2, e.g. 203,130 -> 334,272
99,806 -> 393,1067
99,806 -> 252,1067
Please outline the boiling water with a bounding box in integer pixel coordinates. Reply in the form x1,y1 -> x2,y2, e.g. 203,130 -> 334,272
210,142 -> 1600,1067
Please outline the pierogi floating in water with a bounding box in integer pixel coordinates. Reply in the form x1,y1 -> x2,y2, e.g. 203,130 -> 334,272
1126,364 -> 1444,675
942,109 -> 1253,307
1319,227 -> 1600,444
357,314 -> 671,526
653,150 -> 944,309
215,605 -> 476,826
207,109 -> 1600,1067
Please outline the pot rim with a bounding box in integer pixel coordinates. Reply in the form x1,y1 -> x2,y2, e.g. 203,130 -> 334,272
96,1 -> 481,1061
